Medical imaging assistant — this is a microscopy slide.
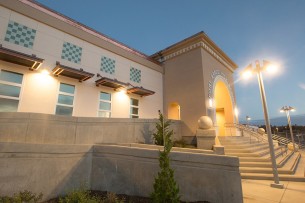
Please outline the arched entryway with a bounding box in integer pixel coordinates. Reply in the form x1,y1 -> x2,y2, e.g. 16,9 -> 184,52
168,102 -> 180,120
214,80 -> 234,136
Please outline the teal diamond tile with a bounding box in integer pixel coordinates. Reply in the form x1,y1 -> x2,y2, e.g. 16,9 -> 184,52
61,42 -> 82,64
4,21 -> 36,48
130,67 -> 141,83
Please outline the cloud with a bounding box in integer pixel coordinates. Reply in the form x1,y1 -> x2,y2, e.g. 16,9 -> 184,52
299,83 -> 305,90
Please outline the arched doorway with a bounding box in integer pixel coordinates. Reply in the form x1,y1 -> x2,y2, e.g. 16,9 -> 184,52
214,80 -> 234,136
168,102 -> 180,120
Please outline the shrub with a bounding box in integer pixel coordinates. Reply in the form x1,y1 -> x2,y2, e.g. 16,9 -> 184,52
59,188 -> 101,203
0,190 -> 43,203
151,111 -> 180,203
173,139 -> 187,148
103,192 -> 123,203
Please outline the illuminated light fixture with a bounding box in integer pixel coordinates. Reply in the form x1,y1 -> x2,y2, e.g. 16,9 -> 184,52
209,98 -> 213,108
234,107 -> 239,116
41,69 -> 50,75
246,115 -> 251,126
119,88 -> 127,94
263,60 -> 278,74
241,64 -> 253,79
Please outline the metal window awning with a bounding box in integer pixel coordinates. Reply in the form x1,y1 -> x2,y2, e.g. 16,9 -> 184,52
0,45 -> 44,70
95,77 -> 127,90
52,62 -> 94,82
127,86 -> 155,97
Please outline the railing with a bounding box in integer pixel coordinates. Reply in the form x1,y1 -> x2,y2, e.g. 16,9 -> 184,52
225,123 -> 289,155
225,123 -> 267,143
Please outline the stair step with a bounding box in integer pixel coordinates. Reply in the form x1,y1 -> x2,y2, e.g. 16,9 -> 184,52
225,145 -> 270,153
240,167 -> 293,174
239,157 -> 270,162
224,143 -> 269,149
241,173 -> 305,182
226,146 -> 284,158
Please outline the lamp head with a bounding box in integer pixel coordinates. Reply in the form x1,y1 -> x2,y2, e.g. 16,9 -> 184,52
263,60 -> 278,74
241,64 -> 253,80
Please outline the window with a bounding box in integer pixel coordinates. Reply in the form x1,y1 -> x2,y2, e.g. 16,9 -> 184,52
55,83 -> 75,116
98,92 -> 111,117
0,70 -> 23,112
130,98 -> 139,118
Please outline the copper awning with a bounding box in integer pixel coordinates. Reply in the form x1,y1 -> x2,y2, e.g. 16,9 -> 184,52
0,45 -> 43,70
127,86 -> 155,97
52,62 -> 94,82
95,77 -> 127,90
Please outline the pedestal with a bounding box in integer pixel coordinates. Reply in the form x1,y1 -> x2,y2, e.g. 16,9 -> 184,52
196,128 -> 216,150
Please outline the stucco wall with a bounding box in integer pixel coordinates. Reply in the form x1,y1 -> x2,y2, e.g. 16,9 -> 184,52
163,48 -> 206,137
0,5 -> 163,118
0,142 -> 243,203
0,112 -> 182,144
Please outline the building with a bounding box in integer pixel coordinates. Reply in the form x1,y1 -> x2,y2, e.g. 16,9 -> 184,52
0,0 -> 238,138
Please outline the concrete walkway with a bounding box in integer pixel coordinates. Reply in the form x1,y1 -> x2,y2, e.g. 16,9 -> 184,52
242,149 -> 305,202
242,180 -> 305,202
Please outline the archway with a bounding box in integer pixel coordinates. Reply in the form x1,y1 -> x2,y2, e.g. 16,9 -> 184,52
214,80 -> 234,136
168,102 -> 180,120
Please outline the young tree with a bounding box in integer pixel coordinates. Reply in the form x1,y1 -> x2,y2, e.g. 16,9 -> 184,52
153,111 -> 172,146
151,111 -> 180,203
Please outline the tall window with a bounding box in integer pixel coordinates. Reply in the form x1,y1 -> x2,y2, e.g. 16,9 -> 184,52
56,83 -> 75,116
130,98 -> 139,118
98,92 -> 111,117
0,70 -> 23,112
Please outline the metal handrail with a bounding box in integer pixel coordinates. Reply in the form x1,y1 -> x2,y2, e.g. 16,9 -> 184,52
225,123 -> 290,156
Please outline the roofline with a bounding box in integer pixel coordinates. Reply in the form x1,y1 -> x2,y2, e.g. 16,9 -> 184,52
0,0 -> 163,72
151,31 -> 238,70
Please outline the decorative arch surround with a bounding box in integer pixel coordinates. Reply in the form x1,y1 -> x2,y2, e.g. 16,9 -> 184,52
207,70 -> 237,132
208,70 -> 235,106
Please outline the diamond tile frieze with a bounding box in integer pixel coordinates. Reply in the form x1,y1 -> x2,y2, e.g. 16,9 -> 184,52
101,56 -> 115,74
130,67 -> 141,83
4,21 -> 36,48
61,42 -> 82,64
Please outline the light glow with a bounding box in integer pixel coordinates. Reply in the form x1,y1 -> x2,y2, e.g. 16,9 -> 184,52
119,88 -> 127,94
234,107 -> 239,116
241,65 -> 253,80
41,69 -> 50,75
209,98 -> 213,108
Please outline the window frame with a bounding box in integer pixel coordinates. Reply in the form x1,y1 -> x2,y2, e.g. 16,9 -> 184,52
98,91 -> 112,118
55,82 -> 75,116
130,98 -> 139,118
0,69 -> 24,112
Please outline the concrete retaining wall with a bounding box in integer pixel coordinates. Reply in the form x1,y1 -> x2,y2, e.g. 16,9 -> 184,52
0,142 -> 243,203
0,112 -> 182,144
0,142 -> 92,200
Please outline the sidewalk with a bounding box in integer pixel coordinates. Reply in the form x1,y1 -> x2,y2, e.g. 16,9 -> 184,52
242,180 -> 305,203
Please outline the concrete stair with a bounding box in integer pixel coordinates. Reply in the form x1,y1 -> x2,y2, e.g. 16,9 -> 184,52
219,136 -> 305,182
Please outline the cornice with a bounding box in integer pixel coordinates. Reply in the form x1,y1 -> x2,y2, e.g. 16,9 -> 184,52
151,32 -> 238,72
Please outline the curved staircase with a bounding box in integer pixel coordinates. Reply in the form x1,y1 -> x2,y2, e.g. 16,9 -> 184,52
219,135 -> 305,182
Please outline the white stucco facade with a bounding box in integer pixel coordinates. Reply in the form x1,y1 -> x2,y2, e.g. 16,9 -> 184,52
0,3 -> 163,118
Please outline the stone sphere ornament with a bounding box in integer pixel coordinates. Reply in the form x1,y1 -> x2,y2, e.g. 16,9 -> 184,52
258,128 -> 266,134
198,116 -> 213,129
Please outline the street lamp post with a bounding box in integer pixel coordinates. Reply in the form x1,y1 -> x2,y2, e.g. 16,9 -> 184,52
246,116 -> 251,126
242,60 -> 284,189
280,106 -> 296,152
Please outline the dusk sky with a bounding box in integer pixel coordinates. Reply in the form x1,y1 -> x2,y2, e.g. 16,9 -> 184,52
36,0 -> 305,121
